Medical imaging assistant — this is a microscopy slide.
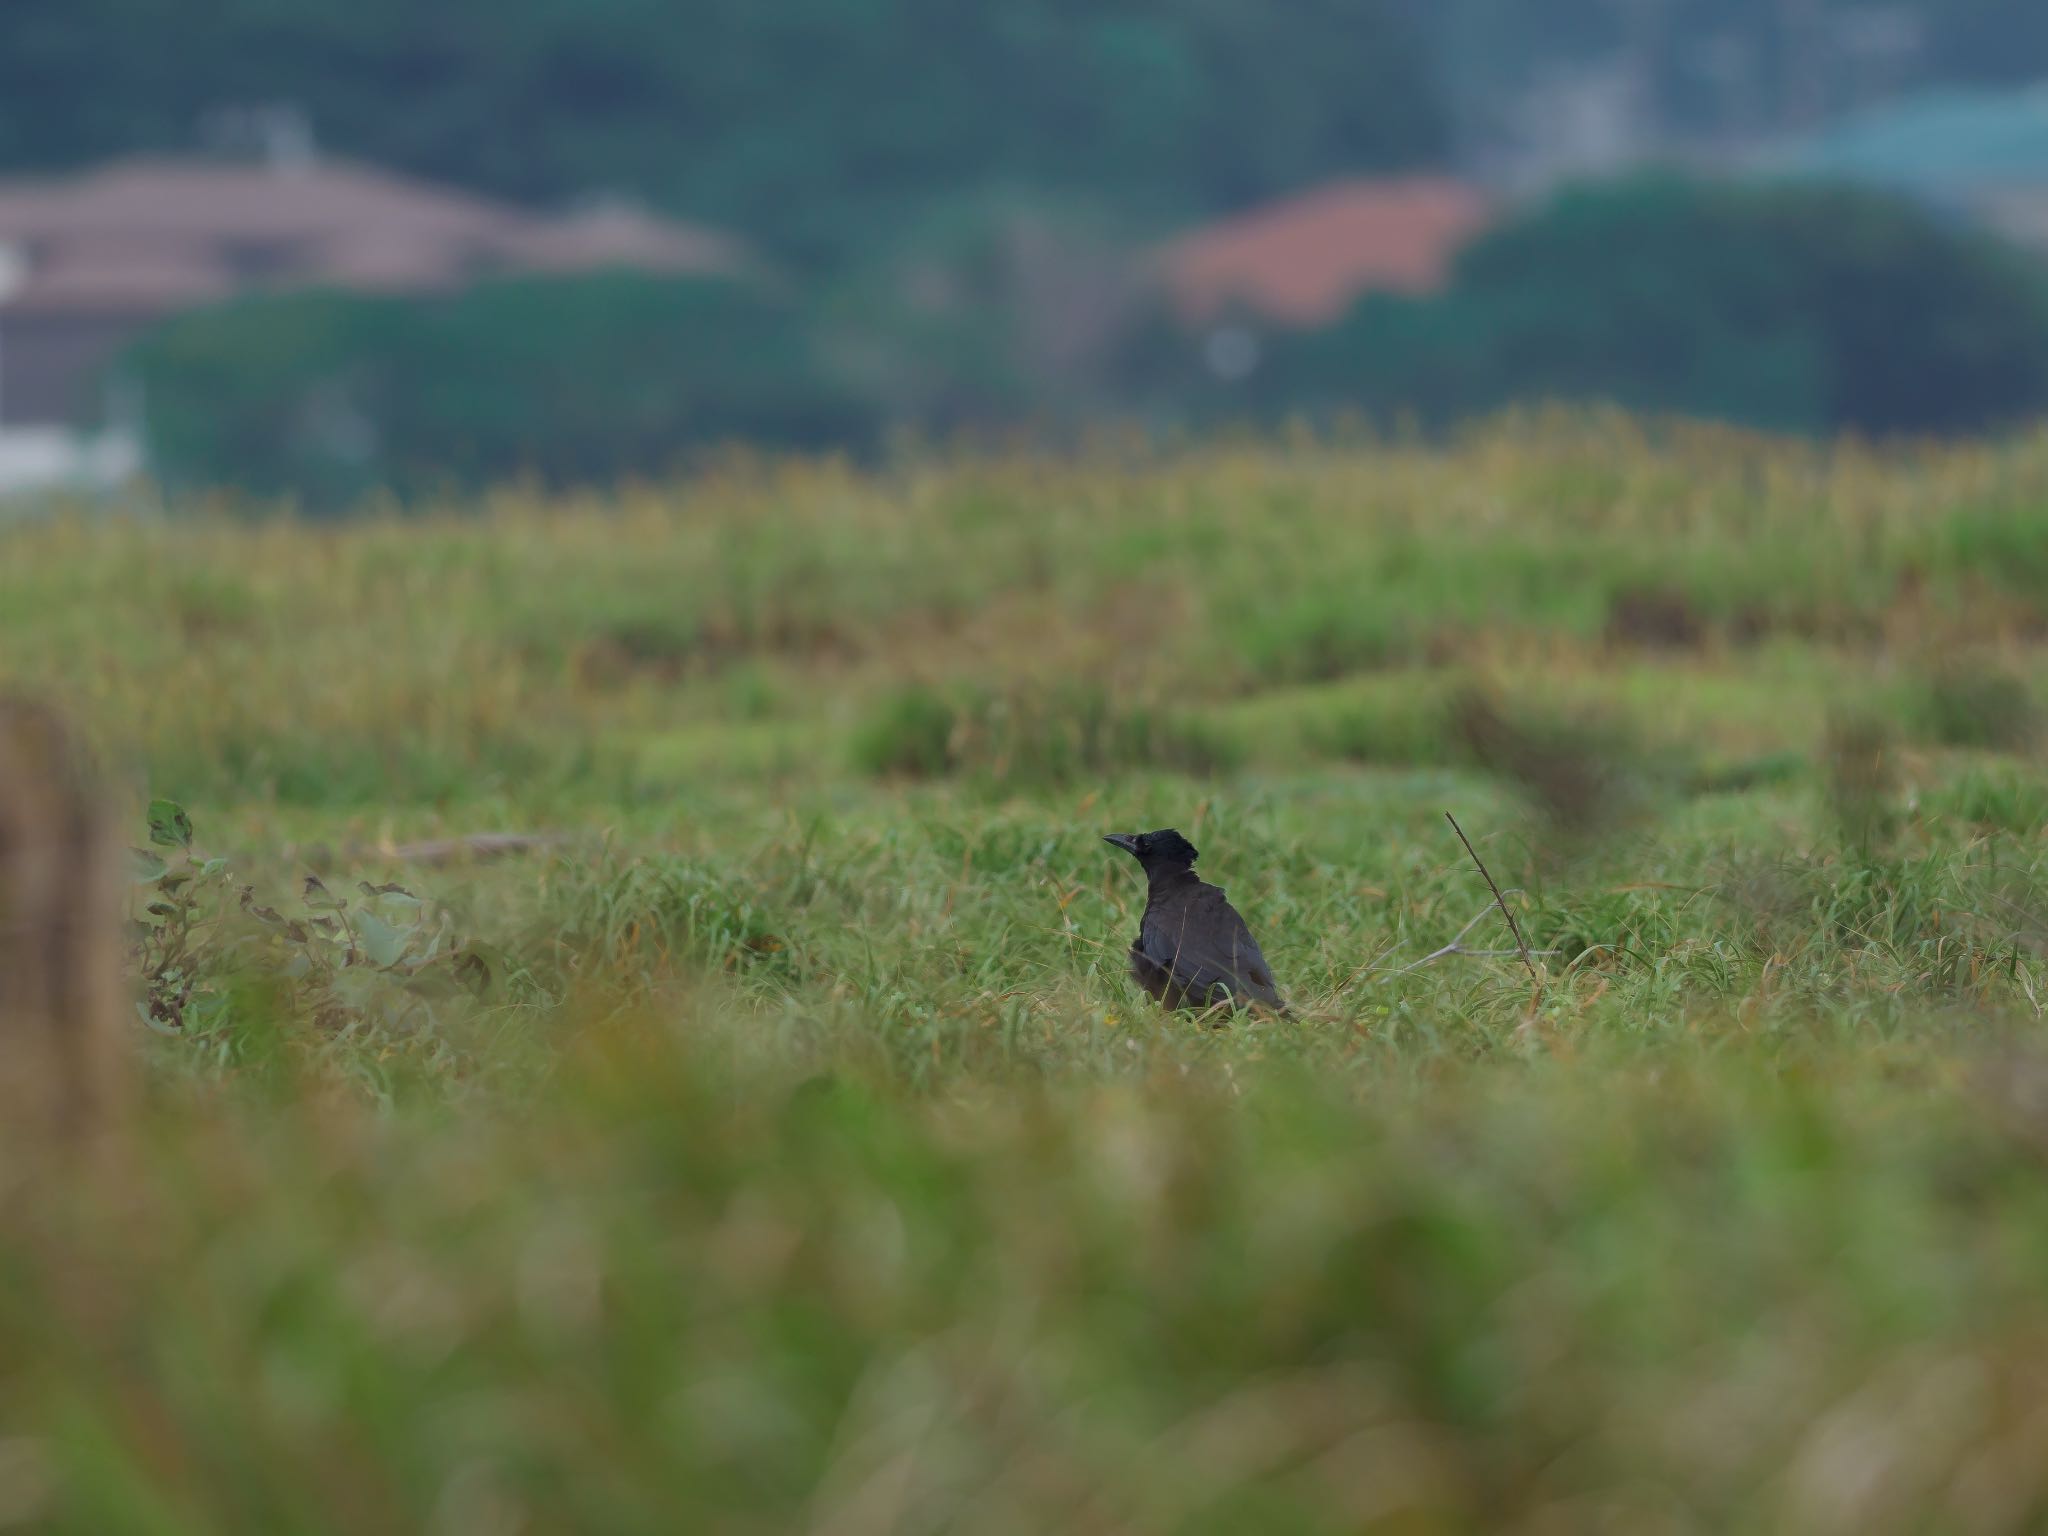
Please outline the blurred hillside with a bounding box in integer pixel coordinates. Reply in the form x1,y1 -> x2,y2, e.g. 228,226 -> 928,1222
4,0 -> 2048,501
0,0 -> 1444,269
8,1 -> 2047,258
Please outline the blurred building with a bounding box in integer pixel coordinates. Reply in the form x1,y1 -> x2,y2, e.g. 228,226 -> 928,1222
1153,178 -> 1494,382
1460,5 -> 1929,196
1768,84 -> 2048,254
0,155 -> 749,494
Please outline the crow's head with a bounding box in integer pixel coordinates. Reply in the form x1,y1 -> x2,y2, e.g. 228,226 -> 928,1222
1103,828 -> 1199,872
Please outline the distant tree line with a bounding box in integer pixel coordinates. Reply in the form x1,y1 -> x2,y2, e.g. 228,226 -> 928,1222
122,175 -> 2048,505
5,0 -> 2040,272
127,276 -> 876,505
1258,177 -> 2048,441
13,0 -> 2045,496
0,0 -> 1442,268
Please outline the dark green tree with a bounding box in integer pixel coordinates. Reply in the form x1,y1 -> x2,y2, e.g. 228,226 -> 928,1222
126,274 -> 876,505
0,0 -> 1446,266
1266,176 -> 2048,439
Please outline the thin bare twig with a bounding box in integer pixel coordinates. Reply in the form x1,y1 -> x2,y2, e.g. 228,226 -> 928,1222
1384,902 -> 1506,976
1351,895 -> 1561,983
373,832 -> 572,866
1445,811 -> 1540,987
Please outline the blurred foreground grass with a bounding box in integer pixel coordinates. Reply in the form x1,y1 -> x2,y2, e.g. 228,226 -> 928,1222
4,410 -> 2048,1531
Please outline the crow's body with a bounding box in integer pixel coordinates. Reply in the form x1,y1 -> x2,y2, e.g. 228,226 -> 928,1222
1104,829 -> 1287,1015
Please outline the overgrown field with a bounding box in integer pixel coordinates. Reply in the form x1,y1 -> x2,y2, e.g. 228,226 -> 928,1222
6,410 -> 2048,1532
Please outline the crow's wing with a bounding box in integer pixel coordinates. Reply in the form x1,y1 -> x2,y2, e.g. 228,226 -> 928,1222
1138,882 -> 1286,1011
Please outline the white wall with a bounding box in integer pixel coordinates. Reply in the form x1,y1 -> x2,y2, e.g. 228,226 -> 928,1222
0,426 -> 141,498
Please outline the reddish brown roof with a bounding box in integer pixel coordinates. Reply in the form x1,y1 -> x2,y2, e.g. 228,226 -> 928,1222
0,156 -> 750,313
0,156 -> 518,244
1156,177 -> 1494,328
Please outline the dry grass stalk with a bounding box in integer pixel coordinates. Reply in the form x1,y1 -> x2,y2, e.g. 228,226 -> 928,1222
1445,811 -> 1542,989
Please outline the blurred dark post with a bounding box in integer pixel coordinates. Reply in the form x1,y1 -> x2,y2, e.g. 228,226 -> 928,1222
0,699 -> 130,1145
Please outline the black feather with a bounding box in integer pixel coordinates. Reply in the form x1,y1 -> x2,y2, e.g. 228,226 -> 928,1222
1103,828 -> 1289,1017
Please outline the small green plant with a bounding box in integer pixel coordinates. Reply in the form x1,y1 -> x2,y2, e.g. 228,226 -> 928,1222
1452,688 -> 1660,837
1914,662 -> 2039,752
852,682 -> 1238,785
1923,764 -> 2048,835
1233,589 -> 1411,683
1303,682 -> 1455,767
131,799 -> 489,1041
1822,712 -> 1902,855
852,685 -> 958,778
542,851 -> 800,983
131,798 -> 233,1033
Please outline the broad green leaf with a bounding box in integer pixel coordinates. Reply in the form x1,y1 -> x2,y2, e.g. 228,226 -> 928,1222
353,909 -> 413,970
147,799 -> 193,849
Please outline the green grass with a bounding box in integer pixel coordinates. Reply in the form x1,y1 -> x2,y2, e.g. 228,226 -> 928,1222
5,414 -> 2048,1531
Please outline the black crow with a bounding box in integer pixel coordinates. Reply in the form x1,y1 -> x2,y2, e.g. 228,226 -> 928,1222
1103,828 -> 1288,1016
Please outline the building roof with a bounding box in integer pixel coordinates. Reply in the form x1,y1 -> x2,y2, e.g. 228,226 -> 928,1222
0,155 -> 750,313
7,243 -> 232,312
503,200 -> 751,276
0,156 -> 518,244
1771,86 -> 2048,194
1154,177 -> 1494,329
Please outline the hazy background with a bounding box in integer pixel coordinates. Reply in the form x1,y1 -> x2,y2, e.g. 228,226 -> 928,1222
3,0 -> 2048,504
9,11 -> 2048,1530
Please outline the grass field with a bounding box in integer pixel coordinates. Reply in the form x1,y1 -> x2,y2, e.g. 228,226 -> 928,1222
5,408 -> 2048,1532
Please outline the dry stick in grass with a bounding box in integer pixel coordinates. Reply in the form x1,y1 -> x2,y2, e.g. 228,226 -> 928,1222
1338,897 -> 1563,993
374,831 -> 571,866
206,830 -> 571,876
1382,901 -> 1556,977
1445,811 -> 1541,988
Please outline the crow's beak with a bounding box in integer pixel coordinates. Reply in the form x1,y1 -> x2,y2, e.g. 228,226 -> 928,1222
1103,833 -> 1139,854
